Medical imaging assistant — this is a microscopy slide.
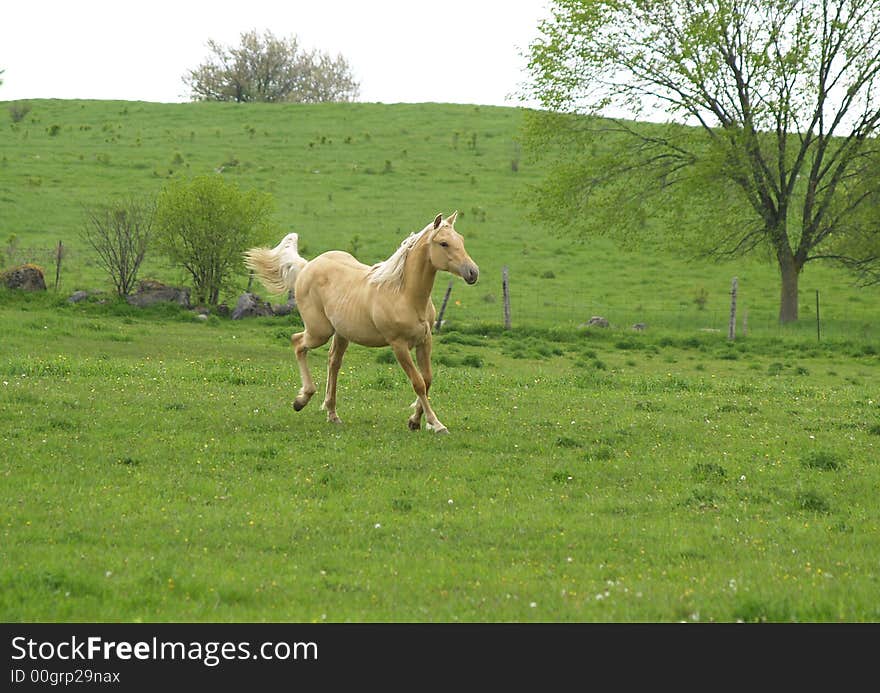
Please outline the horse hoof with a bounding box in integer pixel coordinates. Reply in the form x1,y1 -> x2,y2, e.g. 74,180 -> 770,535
408,419 -> 421,431
293,399 -> 306,411
328,414 -> 343,425
427,423 -> 449,434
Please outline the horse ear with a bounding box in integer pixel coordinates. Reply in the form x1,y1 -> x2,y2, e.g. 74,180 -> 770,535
433,213 -> 443,229
447,210 -> 458,226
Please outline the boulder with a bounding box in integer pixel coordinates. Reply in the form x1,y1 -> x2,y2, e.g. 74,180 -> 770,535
585,316 -> 610,328
272,296 -> 300,317
231,292 -> 274,319
67,290 -> 108,304
2,264 -> 46,291
126,280 -> 190,308
67,290 -> 90,303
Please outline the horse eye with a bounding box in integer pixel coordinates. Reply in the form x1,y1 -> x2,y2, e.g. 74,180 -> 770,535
439,241 -> 449,248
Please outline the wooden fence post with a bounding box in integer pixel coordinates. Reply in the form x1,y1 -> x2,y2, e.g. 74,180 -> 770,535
502,266 -> 511,329
435,279 -> 453,332
54,241 -> 63,291
728,276 -> 738,340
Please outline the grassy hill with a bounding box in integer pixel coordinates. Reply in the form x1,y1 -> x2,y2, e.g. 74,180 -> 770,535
1,101 -> 879,623
2,99 -> 877,339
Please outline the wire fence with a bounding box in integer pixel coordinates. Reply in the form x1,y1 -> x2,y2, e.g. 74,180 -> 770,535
450,286 -> 880,344
7,241 -> 877,344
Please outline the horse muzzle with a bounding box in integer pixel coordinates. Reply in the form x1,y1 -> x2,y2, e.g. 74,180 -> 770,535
461,264 -> 479,285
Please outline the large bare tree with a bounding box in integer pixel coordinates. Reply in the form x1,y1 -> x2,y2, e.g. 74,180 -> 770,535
525,0 -> 880,322
184,30 -> 359,104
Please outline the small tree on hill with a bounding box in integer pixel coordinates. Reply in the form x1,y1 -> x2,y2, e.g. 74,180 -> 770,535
80,198 -> 154,297
154,175 -> 274,305
183,30 -> 360,103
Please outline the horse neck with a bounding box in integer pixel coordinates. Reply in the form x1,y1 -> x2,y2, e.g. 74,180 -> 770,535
401,235 -> 437,304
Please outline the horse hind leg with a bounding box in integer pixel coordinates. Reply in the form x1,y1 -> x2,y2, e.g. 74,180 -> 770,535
291,327 -> 332,411
321,334 -> 349,424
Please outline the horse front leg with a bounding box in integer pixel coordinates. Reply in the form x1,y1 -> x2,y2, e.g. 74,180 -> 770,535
321,334 -> 349,424
408,340 -> 433,431
291,329 -> 330,411
391,340 -> 447,434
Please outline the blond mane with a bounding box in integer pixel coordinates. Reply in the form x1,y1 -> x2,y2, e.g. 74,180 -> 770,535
366,222 -> 434,289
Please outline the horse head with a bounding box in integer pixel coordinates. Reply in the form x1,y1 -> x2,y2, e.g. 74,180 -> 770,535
427,211 -> 479,285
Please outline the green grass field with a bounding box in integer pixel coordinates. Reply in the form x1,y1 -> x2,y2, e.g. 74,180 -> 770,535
1,100 -> 879,622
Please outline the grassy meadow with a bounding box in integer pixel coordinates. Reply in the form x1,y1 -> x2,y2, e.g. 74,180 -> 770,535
1,99 -> 879,622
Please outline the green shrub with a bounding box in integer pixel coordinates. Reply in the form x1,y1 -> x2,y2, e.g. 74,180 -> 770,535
796,489 -> 831,513
460,354 -> 483,368
375,350 -> 396,364
154,175 -> 275,305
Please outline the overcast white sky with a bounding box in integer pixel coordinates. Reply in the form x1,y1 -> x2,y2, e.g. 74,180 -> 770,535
0,0 -> 552,106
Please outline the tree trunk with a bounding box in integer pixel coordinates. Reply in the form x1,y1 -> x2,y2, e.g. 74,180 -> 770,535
778,252 -> 801,324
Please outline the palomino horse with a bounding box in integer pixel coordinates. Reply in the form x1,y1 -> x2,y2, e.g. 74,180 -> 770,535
244,212 -> 479,433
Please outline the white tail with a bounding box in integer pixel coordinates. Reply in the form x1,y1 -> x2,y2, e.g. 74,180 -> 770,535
244,233 -> 308,295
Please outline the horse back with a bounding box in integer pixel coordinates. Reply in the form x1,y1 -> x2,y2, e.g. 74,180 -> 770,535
295,250 -> 432,348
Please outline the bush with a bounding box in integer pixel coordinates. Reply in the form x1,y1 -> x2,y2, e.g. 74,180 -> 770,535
802,450 -> 842,471
460,354 -> 483,368
796,489 -> 831,513
9,102 -> 31,123
80,198 -> 154,296
375,350 -> 396,364
154,175 -> 275,305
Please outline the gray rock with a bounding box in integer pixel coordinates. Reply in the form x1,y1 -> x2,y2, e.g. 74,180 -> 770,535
126,280 -> 190,308
586,316 -> 610,328
231,292 -> 274,319
67,290 -> 89,303
2,265 -> 46,291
